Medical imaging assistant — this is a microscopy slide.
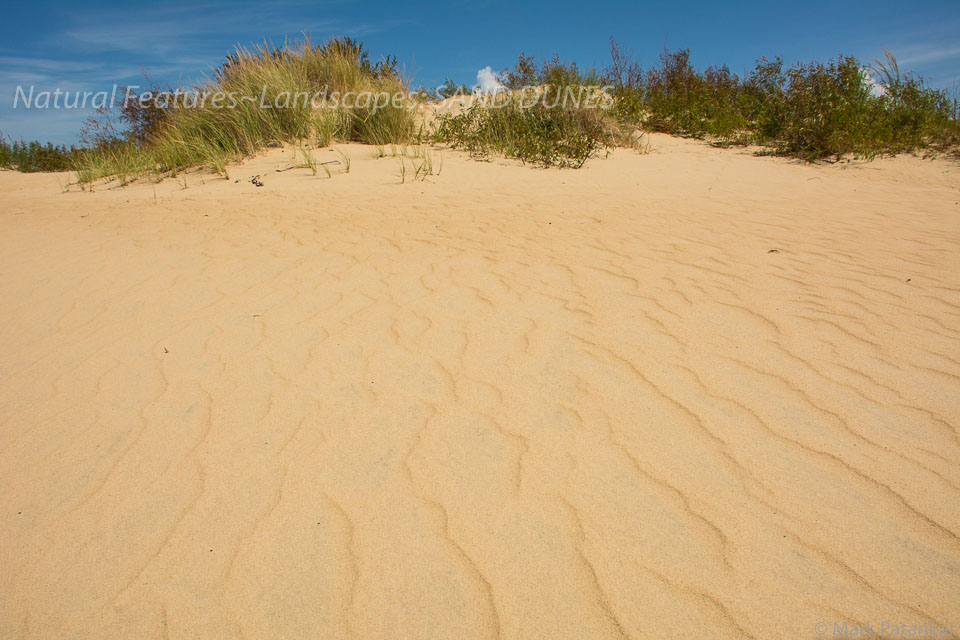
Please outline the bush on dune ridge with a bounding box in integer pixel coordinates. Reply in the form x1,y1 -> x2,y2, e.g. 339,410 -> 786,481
434,95 -> 615,168
434,54 -> 619,168
607,40 -> 960,161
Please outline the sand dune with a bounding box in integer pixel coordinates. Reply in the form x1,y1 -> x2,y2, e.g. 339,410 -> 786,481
1,136 -> 958,639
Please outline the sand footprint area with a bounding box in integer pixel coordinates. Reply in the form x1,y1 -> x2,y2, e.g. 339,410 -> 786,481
1,136 -> 958,639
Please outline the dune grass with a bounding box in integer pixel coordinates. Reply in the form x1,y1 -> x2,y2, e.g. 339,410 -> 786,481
74,36 -> 416,187
334,147 -> 351,172
377,144 -> 440,183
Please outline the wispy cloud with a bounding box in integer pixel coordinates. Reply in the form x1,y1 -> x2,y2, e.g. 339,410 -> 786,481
897,45 -> 960,65
0,2 -> 400,142
55,3 -> 382,58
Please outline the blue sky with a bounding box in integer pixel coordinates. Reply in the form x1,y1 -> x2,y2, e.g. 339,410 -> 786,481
1,0 -> 959,145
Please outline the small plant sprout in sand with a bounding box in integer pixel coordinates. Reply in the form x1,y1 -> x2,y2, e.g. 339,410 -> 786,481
286,145 -> 336,177
334,148 -> 351,173
394,146 -> 440,183
412,154 -> 431,181
297,145 -> 319,175
412,146 -> 438,180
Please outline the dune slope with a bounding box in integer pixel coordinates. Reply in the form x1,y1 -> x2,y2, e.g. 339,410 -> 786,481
1,137 -> 959,639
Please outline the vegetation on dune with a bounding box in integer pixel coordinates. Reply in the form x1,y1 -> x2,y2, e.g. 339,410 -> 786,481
606,40 -> 960,161
435,43 -> 959,166
74,36 -> 416,186
4,36 -> 958,182
434,97 -> 614,168
434,54 -> 621,168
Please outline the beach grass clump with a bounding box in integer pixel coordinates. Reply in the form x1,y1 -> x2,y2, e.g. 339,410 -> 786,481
75,140 -> 161,186
75,36 -> 416,186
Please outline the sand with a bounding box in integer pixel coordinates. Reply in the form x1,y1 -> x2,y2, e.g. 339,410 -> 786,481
1,136 -> 958,639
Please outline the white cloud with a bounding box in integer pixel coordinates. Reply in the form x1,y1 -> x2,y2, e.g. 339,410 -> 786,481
475,66 -> 504,94
860,68 -> 887,97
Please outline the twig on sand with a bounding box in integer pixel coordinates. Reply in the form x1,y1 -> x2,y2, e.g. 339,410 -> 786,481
276,159 -> 341,172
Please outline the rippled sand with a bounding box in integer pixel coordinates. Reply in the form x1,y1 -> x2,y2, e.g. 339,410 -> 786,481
1,137 -> 958,639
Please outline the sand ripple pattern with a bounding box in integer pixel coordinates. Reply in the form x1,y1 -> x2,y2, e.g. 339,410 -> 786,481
1,138 -> 959,639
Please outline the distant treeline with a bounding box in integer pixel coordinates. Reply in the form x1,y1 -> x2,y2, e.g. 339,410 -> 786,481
0,138 -> 84,172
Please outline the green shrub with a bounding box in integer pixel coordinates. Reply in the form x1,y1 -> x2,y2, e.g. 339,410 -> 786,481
435,55 -> 614,168
604,39 -> 960,161
435,97 -> 613,168
770,56 -> 879,159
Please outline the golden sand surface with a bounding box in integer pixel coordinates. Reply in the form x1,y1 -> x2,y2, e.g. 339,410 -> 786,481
1,136 -> 958,639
